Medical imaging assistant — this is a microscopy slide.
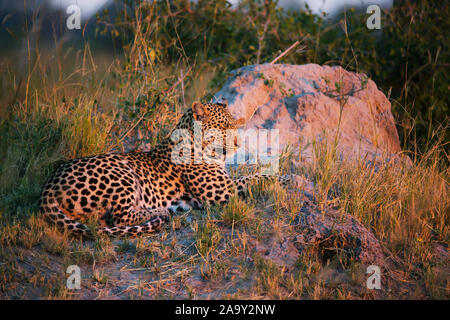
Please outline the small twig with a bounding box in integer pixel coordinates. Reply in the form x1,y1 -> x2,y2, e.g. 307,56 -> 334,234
256,18 -> 271,64
165,66 -> 192,94
113,111 -> 148,151
270,41 -> 301,64
110,67 -> 192,152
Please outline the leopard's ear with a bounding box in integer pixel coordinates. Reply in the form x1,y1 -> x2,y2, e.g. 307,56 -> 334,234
192,101 -> 210,122
234,117 -> 246,128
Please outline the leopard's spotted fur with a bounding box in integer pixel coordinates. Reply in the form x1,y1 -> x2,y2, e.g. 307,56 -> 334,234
38,102 -> 289,237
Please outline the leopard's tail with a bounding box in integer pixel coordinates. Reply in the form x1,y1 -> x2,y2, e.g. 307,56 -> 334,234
40,201 -> 168,238
40,201 -> 93,238
97,215 -> 169,237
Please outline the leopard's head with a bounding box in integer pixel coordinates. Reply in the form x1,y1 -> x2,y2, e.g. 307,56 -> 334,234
173,101 -> 245,163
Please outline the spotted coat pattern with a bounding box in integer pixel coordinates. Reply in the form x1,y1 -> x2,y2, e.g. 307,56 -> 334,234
38,102 -> 289,237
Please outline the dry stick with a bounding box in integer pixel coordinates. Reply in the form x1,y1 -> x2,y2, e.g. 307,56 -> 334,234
166,66 -> 192,94
270,41 -> 300,65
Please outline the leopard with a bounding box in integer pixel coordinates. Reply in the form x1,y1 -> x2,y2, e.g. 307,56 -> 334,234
38,101 -> 290,238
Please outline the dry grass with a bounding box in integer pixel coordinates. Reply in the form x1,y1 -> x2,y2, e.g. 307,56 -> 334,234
0,4 -> 448,300
0,147 -> 448,299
